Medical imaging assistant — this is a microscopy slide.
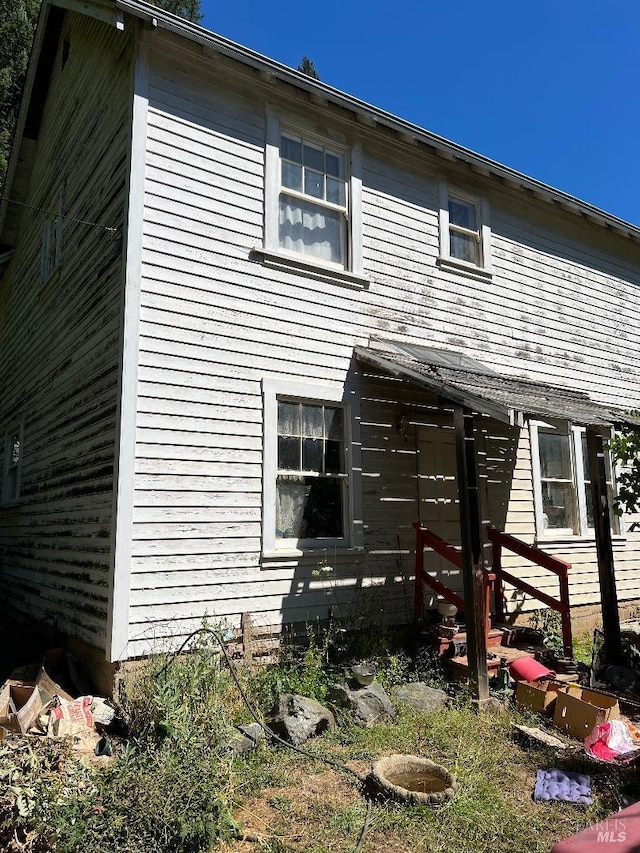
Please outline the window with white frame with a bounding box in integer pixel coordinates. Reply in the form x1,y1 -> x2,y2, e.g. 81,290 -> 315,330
2,426 -> 23,506
438,182 -> 491,272
262,379 -> 361,554
531,420 -> 618,537
279,133 -> 347,266
264,116 -> 364,279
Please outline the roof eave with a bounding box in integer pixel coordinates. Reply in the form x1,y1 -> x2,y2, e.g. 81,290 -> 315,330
114,0 -> 640,242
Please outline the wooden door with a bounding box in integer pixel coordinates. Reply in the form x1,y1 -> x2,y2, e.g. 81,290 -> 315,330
417,425 -> 462,596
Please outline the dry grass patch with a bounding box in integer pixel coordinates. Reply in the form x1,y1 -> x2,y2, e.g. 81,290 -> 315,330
223,702 -> 636,853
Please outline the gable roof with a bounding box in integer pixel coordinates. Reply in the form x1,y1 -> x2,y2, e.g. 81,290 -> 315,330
2,0 -> 640,251
117,0 -> 640,243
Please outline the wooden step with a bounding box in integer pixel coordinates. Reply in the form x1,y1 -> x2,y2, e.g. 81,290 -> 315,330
447,655 -> 502,681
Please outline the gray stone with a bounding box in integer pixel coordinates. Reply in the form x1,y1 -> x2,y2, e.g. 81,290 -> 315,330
394,682 -> 448,713
225,722 -> 265,755
474,696 -> 507,715
268,694 -> 335,746
328,681 -> 396,725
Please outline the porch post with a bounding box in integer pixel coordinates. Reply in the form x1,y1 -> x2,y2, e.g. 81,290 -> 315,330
453,405 -> 489,701
586,426 -> 623,664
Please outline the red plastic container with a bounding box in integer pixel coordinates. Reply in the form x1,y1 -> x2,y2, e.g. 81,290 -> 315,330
509,656 -> 555,682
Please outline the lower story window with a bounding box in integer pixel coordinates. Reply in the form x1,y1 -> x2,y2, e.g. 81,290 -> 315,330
2,426 -> 22,505
532,420 -> 618,537
276,400 -> 346,541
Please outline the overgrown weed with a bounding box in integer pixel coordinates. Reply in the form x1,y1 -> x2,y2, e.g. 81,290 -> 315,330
0,621 -> 630,853
0,633 -> 245,852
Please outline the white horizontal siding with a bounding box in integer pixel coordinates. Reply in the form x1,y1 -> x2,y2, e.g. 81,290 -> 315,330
0,13 -> 134,649
123,32 -> 640,652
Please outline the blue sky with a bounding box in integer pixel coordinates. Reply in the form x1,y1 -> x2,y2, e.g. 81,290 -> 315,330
198,1 -> 639,226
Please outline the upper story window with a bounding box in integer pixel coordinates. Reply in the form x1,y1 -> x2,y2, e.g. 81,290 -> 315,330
263,115 -> 365,286
531,420 -> 619,538
279,133 -> 347,267
2,424 -> 23,506
438,182 -> 492,276
448,195 -> 481,264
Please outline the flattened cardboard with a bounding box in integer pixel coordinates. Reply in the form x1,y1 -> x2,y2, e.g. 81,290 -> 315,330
553,685 -> 620,740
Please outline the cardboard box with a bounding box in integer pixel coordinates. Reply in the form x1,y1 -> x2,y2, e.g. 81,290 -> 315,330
553,685 -> 620,740
516,679 -> 567,715
0,680 -> 42,734
0,664 -> 74,736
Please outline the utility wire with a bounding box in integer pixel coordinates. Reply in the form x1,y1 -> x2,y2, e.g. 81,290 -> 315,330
0,195 -> 119,235
157,627 -> 373,853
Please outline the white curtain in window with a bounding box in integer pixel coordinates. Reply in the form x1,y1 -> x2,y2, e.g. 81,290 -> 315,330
276,479 -> 309,538
279,197 -> 343,264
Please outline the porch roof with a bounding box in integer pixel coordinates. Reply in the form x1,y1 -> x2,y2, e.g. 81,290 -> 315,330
355,341 -> 640,428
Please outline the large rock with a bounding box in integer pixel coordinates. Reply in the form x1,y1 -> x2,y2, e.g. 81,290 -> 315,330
328,681 -> 396,725
394,682 -> 448,713
268,694 -> 335,746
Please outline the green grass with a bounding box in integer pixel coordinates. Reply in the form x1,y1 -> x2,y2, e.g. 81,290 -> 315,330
229,697 -> 632,853
0,629 -> 634,853
572,630 -> 595,665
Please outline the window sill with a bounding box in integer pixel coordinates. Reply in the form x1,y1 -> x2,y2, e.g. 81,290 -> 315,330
252,249 -> 369,289
262,545 -> 365,564
436,256 -> 493,281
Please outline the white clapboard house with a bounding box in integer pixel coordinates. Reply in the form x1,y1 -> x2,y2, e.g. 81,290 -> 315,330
1,0 -> 640,682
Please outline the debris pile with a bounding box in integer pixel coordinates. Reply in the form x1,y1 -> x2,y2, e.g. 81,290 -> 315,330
0,648 -> 117,758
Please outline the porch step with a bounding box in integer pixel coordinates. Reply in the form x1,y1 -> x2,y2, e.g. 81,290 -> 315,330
447,655 -> 502,681
435,627 -> 503,655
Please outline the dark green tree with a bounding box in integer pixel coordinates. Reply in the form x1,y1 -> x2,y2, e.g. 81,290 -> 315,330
150,0 -> 203,22
297,56 -> 320,80
0,0 -> 40,188
0,0 -> 203,189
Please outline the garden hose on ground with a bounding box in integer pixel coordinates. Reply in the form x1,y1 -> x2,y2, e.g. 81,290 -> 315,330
156,628 -> 372,853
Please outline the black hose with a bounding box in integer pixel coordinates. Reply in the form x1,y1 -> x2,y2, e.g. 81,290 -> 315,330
156,627 -> 373,852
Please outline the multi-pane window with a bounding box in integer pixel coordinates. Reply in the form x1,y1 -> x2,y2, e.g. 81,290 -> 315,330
533,421 -> 618,537
438,182 -> 491,273
448,194 -> 481,266
278,133 -> 348,267
2,429 -> 22,505
276,400 -> 346,541
579,432 -> 618,533
537,427 -> 576,533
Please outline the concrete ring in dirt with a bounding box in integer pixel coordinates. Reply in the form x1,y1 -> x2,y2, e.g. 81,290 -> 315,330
369,754 -> 457,805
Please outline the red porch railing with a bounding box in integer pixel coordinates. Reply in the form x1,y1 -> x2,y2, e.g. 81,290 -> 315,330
413,523 -> 574,657
487,526 -> 573,657
413,523 -> 494,639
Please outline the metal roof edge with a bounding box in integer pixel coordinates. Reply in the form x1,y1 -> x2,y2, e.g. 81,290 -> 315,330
354,346 -> 514,424
355,344 -> 640,430
114,0 -> 640,242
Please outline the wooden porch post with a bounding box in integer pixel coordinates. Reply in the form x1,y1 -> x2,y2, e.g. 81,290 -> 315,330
586,426 -> 623,664
453,405 -> 489,701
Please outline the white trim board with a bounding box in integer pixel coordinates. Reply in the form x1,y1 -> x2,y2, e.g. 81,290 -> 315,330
106,24 -> 149,663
